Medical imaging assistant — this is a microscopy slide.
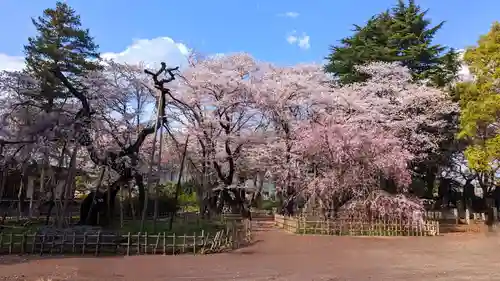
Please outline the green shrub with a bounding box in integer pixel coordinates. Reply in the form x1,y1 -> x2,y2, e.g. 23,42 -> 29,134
261,199 -> 280,211
120,181 -> 200,216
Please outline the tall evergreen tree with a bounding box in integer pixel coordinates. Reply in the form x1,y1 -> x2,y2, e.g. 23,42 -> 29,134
23,1 -> 102,109
325,0 -> 460,87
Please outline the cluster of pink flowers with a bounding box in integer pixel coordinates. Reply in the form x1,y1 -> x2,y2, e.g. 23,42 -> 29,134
0,53 -> 456,219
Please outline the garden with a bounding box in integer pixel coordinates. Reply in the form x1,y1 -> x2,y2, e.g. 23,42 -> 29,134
0,0 -> 498,270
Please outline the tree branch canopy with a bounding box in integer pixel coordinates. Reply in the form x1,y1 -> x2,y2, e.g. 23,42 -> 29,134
50,63 -> 178,179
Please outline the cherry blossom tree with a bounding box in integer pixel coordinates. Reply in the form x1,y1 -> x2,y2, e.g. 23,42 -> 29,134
325,62 -> 458,161
0,60 -> 178,225
0,70 -> 80,220
246,63 -> 331,214
164,53 -> 265,216
295,116 -> 414,218
249,61 -> 456,219
0,52 -> 458,224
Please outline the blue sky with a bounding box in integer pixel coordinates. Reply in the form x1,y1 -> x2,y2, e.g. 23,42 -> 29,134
0,0 -> 499,69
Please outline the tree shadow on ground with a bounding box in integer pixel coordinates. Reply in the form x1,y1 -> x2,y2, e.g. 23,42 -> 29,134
0,240 -> 264,266
0,254 -> 125,266
224,239 -> 263,256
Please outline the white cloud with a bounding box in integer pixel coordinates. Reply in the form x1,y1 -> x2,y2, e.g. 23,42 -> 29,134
102,37 -> 190,70
279,11 -> 299,18
298,35 -> 310,50
285,31 -> 310,50
457,49 -> 472,81
286,35 -> 298,44
0,53 -> 24,71
0,36 -> 190,72
208,53 -> 226,59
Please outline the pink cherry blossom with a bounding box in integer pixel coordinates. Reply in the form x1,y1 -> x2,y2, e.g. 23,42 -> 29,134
0,54 -> 456,221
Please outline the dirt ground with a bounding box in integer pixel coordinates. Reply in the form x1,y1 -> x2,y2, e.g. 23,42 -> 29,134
1,221 -> 500,281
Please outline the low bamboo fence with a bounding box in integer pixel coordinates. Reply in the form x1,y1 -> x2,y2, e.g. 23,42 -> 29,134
424,210 -> 488,222
424,210 -> 493,233
0,219 -> 252,256
274,214 -> 439,236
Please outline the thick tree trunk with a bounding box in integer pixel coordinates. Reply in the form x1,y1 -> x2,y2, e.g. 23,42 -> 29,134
0,168 -> 7,208
128,185 -> 135,221
36,158 -> 47,219
106,185 -> 111,226
169,136 -> 189,231
152,122 -> 165,233
45,143 -> 67,225
17,164 -> 29,221
140,93 -> 163,232
135,174 -> 145,216
486,198 -> 498,231
52,64 -> 176,224
250,171 -> 265,208
424,166 -> 438,198
58,146 -> 78,227
119,187 -> 124,228
81,167 -> 106,225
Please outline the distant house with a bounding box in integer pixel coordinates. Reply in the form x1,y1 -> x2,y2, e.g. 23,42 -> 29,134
262,182 -> 277,199
157,167 -> 192,184
240,179 -> 276,200
0,163 -> 88,202
145,158 -> 280,199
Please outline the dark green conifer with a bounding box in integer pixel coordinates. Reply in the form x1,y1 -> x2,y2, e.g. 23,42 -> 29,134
325,0 -> 459,87
23,1 -> 102,109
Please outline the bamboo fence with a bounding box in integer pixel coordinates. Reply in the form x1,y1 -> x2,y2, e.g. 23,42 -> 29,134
274,214 -> 439,236
0,219 -> 252,256
424,210 -> 487,222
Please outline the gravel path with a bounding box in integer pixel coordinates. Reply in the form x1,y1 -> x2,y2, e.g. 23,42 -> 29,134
1,221 -> 499,281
